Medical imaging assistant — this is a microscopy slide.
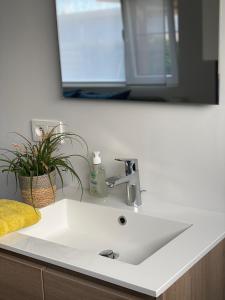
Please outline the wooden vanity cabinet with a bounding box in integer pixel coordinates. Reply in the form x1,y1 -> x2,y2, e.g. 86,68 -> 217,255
158,238 -> 225,300
0,251 -> 44,300
0,238 -> 224,300
43,268 -> 150,300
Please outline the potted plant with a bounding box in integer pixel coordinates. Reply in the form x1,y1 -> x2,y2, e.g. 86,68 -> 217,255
0,128 -> 88,208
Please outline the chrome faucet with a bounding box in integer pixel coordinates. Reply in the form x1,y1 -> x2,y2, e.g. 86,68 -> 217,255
106,158 -> 143,207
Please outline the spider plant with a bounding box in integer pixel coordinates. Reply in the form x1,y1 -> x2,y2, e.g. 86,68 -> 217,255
0,127 -> 89,203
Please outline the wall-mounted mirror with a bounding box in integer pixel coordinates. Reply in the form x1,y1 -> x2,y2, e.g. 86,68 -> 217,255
55,0 -> 219,104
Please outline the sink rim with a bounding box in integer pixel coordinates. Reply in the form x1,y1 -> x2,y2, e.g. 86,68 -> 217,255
0,191 -> 223,298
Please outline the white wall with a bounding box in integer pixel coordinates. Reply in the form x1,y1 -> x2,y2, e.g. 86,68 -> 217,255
0,0 -> 225,212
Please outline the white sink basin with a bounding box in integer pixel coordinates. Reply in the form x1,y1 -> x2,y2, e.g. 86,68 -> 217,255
20,199 -> 190,265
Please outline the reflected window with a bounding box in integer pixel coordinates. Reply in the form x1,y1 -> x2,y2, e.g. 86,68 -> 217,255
56,0 -> 179,87
56,0 -> 125,83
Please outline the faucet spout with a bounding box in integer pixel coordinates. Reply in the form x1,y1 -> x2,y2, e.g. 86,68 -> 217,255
106,175 -> 130,188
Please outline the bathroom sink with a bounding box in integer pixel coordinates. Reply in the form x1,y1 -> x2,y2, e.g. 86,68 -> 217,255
20,199 -> 190,265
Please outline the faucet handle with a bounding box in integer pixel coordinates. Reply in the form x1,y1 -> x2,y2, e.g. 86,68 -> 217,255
115,158 -> 138,175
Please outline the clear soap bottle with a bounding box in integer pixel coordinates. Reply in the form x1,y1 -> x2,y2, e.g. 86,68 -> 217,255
89,151 -> 108,198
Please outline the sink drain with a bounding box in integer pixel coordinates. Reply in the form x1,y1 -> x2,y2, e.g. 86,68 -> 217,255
118,216 -> 127,226
99,249 -> 119,259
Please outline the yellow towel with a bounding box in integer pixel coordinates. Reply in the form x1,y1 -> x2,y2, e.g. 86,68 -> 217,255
0,200 -> 41,237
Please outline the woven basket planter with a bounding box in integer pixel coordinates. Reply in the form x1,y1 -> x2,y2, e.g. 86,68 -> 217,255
19,171 -> 56,208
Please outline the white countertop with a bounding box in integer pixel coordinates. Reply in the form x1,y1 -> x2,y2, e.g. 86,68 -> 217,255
0,187 -> 225,297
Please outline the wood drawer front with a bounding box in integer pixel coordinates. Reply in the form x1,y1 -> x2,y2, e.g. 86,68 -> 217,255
43,268 -> 153,300
0,251 -> 44,300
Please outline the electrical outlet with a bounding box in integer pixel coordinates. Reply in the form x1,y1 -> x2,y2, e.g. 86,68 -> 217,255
31,119 -> 64,142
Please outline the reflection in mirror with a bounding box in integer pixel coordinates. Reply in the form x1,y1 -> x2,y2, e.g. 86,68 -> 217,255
55,0 -> 219,104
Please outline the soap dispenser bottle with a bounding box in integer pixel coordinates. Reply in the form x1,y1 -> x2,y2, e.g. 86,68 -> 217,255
89,151 -> 108,198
